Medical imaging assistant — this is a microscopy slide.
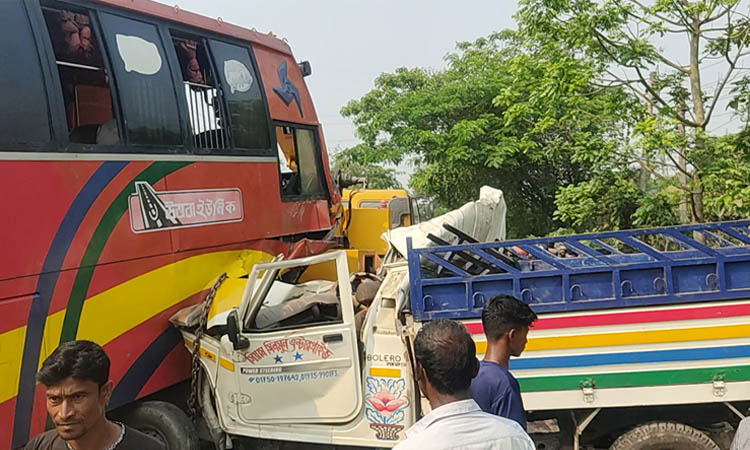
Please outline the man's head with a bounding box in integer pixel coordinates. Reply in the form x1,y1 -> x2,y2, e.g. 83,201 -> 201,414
482,294 -> 538,357
36,340 -> 113,441
413,319 -> 478,398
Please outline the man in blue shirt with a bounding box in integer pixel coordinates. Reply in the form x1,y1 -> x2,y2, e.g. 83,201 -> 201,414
470,294 -> 537,429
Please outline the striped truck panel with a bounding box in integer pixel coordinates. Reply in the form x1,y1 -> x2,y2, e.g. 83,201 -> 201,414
463,300 -> 750,410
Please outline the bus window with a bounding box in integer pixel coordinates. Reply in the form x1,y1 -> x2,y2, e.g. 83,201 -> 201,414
98,12 -> 181,146
41,3 -> 117,145
276,125 -> 326,199
0,0 -> 51,149
171,33 -> 230,150
209,40 -> 270,151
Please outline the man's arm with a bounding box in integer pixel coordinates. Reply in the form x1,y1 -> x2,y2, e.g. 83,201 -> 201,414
490,386 -> 526,428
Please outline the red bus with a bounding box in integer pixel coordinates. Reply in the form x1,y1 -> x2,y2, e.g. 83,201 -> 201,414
0,0 -> 337,447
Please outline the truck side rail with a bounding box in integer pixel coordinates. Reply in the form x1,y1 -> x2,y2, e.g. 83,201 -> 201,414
407,220 -> 750,320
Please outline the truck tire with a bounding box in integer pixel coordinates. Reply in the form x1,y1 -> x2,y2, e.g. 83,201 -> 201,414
610,421 -> 720,450
124,400 -> 200,450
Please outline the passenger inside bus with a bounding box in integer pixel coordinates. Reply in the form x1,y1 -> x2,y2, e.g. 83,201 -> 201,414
172,34 -> 230,149
277,125 -> 300,194
42,3 -> 119,145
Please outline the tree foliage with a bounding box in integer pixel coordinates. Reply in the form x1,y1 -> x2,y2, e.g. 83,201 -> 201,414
341,32 -> 637,237
517,0 -> 750,227
340,1 -> 750,237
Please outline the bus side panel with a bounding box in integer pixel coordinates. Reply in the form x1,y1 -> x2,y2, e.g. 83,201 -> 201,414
0,161 -> 98,281
164,161 -> 331,252
253,45 -> 319,125
0,161 -> 175,281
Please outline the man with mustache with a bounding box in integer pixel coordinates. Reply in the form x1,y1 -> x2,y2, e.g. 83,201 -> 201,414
23,340 -> 163,450
394,319 -> 534,450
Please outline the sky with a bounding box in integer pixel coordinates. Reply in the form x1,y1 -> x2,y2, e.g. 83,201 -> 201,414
173,0 -> 519,156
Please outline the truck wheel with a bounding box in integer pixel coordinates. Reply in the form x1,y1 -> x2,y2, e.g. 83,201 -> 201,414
610,421 -> 720,450
124,400 -> 200,450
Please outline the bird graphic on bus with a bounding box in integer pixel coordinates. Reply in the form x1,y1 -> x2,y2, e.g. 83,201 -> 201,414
273,60 -> 303,117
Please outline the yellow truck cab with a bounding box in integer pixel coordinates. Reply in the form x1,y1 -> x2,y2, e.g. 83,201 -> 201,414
336,189 -> 416,262
292,189 -> 418,284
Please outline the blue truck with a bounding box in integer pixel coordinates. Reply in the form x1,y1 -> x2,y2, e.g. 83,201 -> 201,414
407,220 -> 750,450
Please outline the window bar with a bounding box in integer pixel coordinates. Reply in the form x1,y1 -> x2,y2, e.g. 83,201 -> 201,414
197,87 -> 207,148
210,90 -> 217,149
218,90 -> 228,148
205,89 -> 214,149
188,84 -> 198,148
215,90 -> 223,149
211,88 -> 221,148
207,89 -> 214,148
56,60 -> 102,71
197,87 -> 205,148
217,90 -> 225,149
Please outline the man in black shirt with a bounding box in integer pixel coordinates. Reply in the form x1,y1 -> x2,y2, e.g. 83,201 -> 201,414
24,340 -> 164,450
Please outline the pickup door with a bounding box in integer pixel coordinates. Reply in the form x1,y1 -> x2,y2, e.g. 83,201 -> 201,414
231,251 -> 362,424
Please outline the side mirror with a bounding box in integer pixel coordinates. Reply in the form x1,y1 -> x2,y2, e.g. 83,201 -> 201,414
226,309 -> 249,350
298,60 -> 312,77
389,197 -> 411,228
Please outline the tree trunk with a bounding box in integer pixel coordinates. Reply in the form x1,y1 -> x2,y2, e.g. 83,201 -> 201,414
691,172 -> 705,224
676,103 -> 689,223
687,20 -> 706,225
688,23 -> 706,125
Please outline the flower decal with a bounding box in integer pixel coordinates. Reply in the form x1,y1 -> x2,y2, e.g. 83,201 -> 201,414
367,388 -> 407,415
365,377 -> 409,440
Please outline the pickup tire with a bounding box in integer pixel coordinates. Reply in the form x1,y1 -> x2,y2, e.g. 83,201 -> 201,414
610,421 -> 720,450
124,400 -> 200,450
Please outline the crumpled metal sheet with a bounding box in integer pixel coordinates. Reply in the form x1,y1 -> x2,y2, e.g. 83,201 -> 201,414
382,185 -> 507,258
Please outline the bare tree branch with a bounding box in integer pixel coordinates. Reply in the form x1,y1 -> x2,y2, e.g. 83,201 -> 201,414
590,30 -> 702,127
630,0 -> 685,27
653,51 -> 691,74
594,27 -> 689,73
662,146 -> 695,177
698,27 -> 732,34
702,3 -> 732,26
633,66 -> 703,127
604,69 -> 650,102
704,27 -> 749,126
621,6 -> 686,34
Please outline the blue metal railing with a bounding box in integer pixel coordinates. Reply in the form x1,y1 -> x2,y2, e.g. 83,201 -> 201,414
407,220 -> 750,321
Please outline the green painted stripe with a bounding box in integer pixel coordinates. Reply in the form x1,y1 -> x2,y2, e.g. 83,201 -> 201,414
518,364 -> 750,392
59,161 -> 191,343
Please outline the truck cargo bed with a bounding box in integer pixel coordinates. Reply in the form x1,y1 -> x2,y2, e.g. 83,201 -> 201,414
408,220 -> 750,320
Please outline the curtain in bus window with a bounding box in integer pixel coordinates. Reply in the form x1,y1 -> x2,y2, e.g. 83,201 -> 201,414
0,1 -> 51,148
209,40 -> 271,151
98,13 -> 181,146
295,128 -> 325,196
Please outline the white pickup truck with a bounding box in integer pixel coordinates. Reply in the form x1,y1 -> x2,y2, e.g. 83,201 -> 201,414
172,251 -> 418,449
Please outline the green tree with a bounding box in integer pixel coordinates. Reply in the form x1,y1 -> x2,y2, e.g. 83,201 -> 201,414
341,32 -> 637,237
517,0 -> 750,225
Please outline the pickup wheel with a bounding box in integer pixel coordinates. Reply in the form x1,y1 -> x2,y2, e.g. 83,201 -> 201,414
610,421 -> 720,450
124,400 -> 200,450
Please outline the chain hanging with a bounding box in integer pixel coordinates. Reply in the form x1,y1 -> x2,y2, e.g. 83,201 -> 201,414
187,272 -> 228,422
